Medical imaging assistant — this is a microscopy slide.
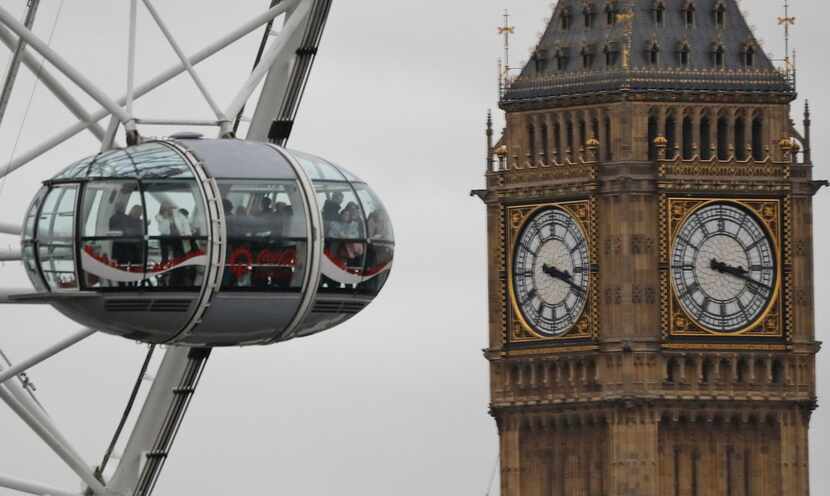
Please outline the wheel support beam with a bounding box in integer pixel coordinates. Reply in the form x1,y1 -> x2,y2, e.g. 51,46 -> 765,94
0,328 -> 96,386
0,0 -> 301,181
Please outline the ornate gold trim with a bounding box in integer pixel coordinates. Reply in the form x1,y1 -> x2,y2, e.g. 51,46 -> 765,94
662,198 -> 784,338
661,343 -> 788,351
506,200 -> 598,343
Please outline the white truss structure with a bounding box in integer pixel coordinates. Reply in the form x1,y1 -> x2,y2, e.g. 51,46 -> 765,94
0,1 -> 330,494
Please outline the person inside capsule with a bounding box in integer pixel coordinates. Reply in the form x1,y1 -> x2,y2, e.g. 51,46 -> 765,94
220,181 -> 307,291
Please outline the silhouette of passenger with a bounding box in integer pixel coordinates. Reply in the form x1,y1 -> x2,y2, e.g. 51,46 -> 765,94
156,202 -> 192,286
322,191 -> 344,223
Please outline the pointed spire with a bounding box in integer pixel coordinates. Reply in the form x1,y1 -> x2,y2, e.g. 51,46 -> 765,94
803,100 -> 812,164
486,110 -> 495,172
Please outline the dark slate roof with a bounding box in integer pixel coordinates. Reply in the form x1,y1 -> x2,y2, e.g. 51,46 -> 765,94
502,0 -> 793,105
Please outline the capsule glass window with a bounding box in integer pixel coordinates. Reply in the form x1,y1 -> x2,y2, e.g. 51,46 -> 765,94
37,184 -> 79,290
79,181 -> 146,289
219,180 -> 309,292
143,182 -> 207,290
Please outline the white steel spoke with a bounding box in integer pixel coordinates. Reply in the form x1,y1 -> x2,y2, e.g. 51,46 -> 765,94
0,5 -> 136,131
0,329 -> 97,386
0,220 -> 21,235
141,0 -> 227,123
223,0 -> 312,134
0,245 -> 20,261
127,0 -> 138,116
0,25 -> 108,142
0,0 -> 40,129
0,472 -> 81,496
0,0 -> 300,180
0,380 -> 107,495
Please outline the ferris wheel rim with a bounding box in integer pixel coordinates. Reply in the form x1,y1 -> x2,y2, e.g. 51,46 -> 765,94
0,1 -> 334,494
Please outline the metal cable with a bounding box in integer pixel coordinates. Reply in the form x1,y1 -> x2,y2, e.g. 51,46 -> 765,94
0,0 -> 65,198
484,454 -> 499,496
98,344 -> 157,475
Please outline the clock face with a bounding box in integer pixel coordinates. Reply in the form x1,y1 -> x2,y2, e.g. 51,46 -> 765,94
512,207 -> 590,337
671,202 -> 777,333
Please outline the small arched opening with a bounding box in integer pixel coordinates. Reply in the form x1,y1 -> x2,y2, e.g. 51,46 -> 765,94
717,115 -> 729,160
734,115 -> 747,160
682,114 -> 694,159
752,114 -> 764,161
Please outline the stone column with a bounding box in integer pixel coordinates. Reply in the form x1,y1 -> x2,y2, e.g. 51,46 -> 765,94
742,108 -> 753,160
692,107 -> 702,158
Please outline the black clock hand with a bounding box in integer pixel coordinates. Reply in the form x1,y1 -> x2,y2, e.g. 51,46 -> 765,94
710,259 -> 772,291
542,264 -> 585,295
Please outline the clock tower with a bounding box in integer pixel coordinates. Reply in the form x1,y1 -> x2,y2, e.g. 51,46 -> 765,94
479,1 -> 820,495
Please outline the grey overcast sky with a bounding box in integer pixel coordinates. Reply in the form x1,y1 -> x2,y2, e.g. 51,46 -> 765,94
0,1 -> 826,495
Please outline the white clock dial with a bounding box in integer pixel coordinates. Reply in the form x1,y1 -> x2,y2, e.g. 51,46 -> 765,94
513,207 -> 590,337
671,202 -> 777,333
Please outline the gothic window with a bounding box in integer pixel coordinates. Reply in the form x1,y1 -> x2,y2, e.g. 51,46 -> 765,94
654,1 -> 666,25
584,4 -> 596,28
541,123 -> 550,163
682,115 -> 694,159
700,114 -> 712,159
648,114 -> 658,160
734,115 -> 747,160
553,122 -> 563,161
605,44 -> 619,66
555,48 -> 570,70
533,50 -> 548,73
578,119 -> 587,152
771,359 -> 784,384
528,123 -> 536,159
666,357 -> 679,382
682,2 -> 696,28
648,42 -> 660,64
717,115 -> 729,160
582,47 -> 596,68
736,357 -> 749,383
702,359 -> 714,383
679,43 -> 691,66
752,114 -> 764,160
566,119 -> 575,159
591,118 -> 600,145
715,2 -> 727,27
606,2 -> 618,25
714,44 -> 726,68
665,113 -> 677,157
744,44 -> 756,67
560,7 -> 572,30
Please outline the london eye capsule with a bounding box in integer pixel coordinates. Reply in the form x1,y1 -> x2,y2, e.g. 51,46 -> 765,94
18,137 -> 394,346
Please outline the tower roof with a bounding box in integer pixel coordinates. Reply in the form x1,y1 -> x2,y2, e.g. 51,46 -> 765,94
502,0 -> 793,106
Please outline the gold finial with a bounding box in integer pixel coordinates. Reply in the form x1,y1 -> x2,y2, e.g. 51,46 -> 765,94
777,0 -> 797,82
495,145 -> 509,158
498,10 -> 516,93
617,8 -> 635,69
778,136 -> 793,151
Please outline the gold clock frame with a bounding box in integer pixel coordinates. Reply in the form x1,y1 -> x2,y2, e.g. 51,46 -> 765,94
660,197 -> 784,338
506,199 -> 598,343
